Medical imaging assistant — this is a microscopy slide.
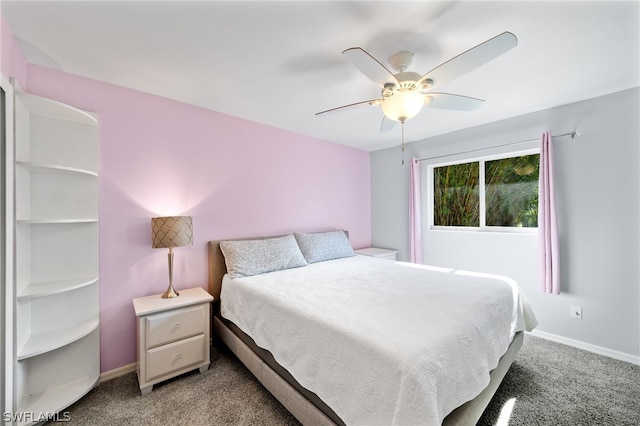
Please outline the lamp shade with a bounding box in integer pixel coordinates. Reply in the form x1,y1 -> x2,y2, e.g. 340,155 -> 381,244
151,216 -> 193,248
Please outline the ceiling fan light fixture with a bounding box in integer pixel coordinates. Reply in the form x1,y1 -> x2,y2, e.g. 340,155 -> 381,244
421,78 -> 434,90
381,90 -> 424,122
318,32 -> 518,138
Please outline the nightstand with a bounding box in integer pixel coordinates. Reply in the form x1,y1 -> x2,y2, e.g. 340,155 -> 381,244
132,287 -> 214,395
356,247 -> 399,260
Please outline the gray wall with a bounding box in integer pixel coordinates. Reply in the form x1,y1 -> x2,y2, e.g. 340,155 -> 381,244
370,87 -> 639,358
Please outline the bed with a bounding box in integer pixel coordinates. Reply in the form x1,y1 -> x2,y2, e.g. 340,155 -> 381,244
208,231 -> 537,425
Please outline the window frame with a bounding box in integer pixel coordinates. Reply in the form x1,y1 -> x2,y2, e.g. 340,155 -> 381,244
426,148 -> 540,233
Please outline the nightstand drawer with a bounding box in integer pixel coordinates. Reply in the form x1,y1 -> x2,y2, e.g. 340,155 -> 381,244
145,304 -> 206,348
146,334 -> 206,381
133,287 -> 213,394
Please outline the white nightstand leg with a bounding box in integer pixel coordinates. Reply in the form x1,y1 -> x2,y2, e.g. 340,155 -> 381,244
199,364 -> 209,373
141,385 -> 153,395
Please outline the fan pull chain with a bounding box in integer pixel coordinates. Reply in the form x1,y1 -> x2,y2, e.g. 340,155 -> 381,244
401,119 -> 405,165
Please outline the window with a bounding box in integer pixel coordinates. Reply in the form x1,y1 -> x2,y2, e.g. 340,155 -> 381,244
433,161 -> 480,227
431,151 -> 539,229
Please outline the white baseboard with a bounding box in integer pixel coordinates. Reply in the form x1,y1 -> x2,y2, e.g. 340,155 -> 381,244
100,362 -> 137,382
527,330 -> 640,366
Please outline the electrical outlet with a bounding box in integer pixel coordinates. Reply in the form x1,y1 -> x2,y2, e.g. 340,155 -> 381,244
571,305 -> 582,319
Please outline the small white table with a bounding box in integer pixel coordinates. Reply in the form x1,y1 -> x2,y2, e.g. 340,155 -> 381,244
133,287 -> 213,395
355,247 -> 399,260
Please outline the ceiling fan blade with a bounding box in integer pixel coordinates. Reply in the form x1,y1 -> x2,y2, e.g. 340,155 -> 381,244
343,47 -> 399,87
380,115 -> 396,133
315,98 -> 382,116
423,92 -> 485,111
417,31 -> 517,89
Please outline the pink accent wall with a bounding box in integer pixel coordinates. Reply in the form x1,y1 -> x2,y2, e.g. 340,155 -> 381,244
10,51 -> 371,371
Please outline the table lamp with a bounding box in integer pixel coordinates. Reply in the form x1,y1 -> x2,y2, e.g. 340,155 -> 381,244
151,216 -> 193,298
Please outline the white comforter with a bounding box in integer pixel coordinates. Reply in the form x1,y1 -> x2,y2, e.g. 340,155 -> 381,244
221,255 -> 537,425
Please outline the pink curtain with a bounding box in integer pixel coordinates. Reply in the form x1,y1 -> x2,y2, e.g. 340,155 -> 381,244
409,158 -> 423,263
538,132 -> 560,294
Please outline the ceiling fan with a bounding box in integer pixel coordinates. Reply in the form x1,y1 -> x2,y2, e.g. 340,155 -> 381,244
316,31 -> 518,161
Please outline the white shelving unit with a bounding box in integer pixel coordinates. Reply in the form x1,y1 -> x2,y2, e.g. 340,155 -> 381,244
12,91 -> 99,424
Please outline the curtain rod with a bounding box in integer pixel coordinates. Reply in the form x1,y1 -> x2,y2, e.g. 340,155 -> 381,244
417,130 -> 580,162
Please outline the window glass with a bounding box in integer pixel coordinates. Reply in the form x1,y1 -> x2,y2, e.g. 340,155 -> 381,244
433,161 -> 480,226
431,151 -> 539,230
485,154 -> 539,227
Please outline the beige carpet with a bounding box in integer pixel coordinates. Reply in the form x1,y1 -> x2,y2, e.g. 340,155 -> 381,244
47,346 -> 298,426
47,335 -> 639,425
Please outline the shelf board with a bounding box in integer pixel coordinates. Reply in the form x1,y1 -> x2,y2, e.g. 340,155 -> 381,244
17,218 -> 98,224
16,160 -> 98,177
18,277 -> 99,300
19,374 -> 99,426
17,92 -> 97,125
17,319 -> 100,361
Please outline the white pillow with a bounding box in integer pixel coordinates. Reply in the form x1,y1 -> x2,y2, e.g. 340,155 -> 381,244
220,234 -> 307,279
294,230 -> 355,264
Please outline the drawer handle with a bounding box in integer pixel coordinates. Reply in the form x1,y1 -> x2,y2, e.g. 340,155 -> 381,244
176,323 -> 181,329
176,353 -> 182,360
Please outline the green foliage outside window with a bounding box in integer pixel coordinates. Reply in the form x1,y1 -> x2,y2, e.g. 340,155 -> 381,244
434,162 -> 480,226
433,153 -> 540,228
486,154 -> 539,227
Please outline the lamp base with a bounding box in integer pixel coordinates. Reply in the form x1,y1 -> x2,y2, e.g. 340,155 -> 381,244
162,249 -> 180,298
161,285 -> 179,299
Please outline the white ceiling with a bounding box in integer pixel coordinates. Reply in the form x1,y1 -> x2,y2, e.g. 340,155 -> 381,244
2,0 -> 639,151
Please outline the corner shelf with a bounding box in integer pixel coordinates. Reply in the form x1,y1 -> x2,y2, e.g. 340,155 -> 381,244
19,373 -> 100,425
17,319 -> 100,361
16,161 -> 98,177
17,219 -> 98,224
18,277 -> 99,300
17,92 -> 96,125
11,89 -> 100,423
16,328 -> 101,425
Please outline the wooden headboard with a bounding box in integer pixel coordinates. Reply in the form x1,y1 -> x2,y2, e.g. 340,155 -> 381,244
207,239 -> 227,301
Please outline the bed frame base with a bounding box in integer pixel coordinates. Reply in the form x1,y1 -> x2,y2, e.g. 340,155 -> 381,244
214,315 -> 523,426
443,331 -> 523,425
214,316 -> 335,425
